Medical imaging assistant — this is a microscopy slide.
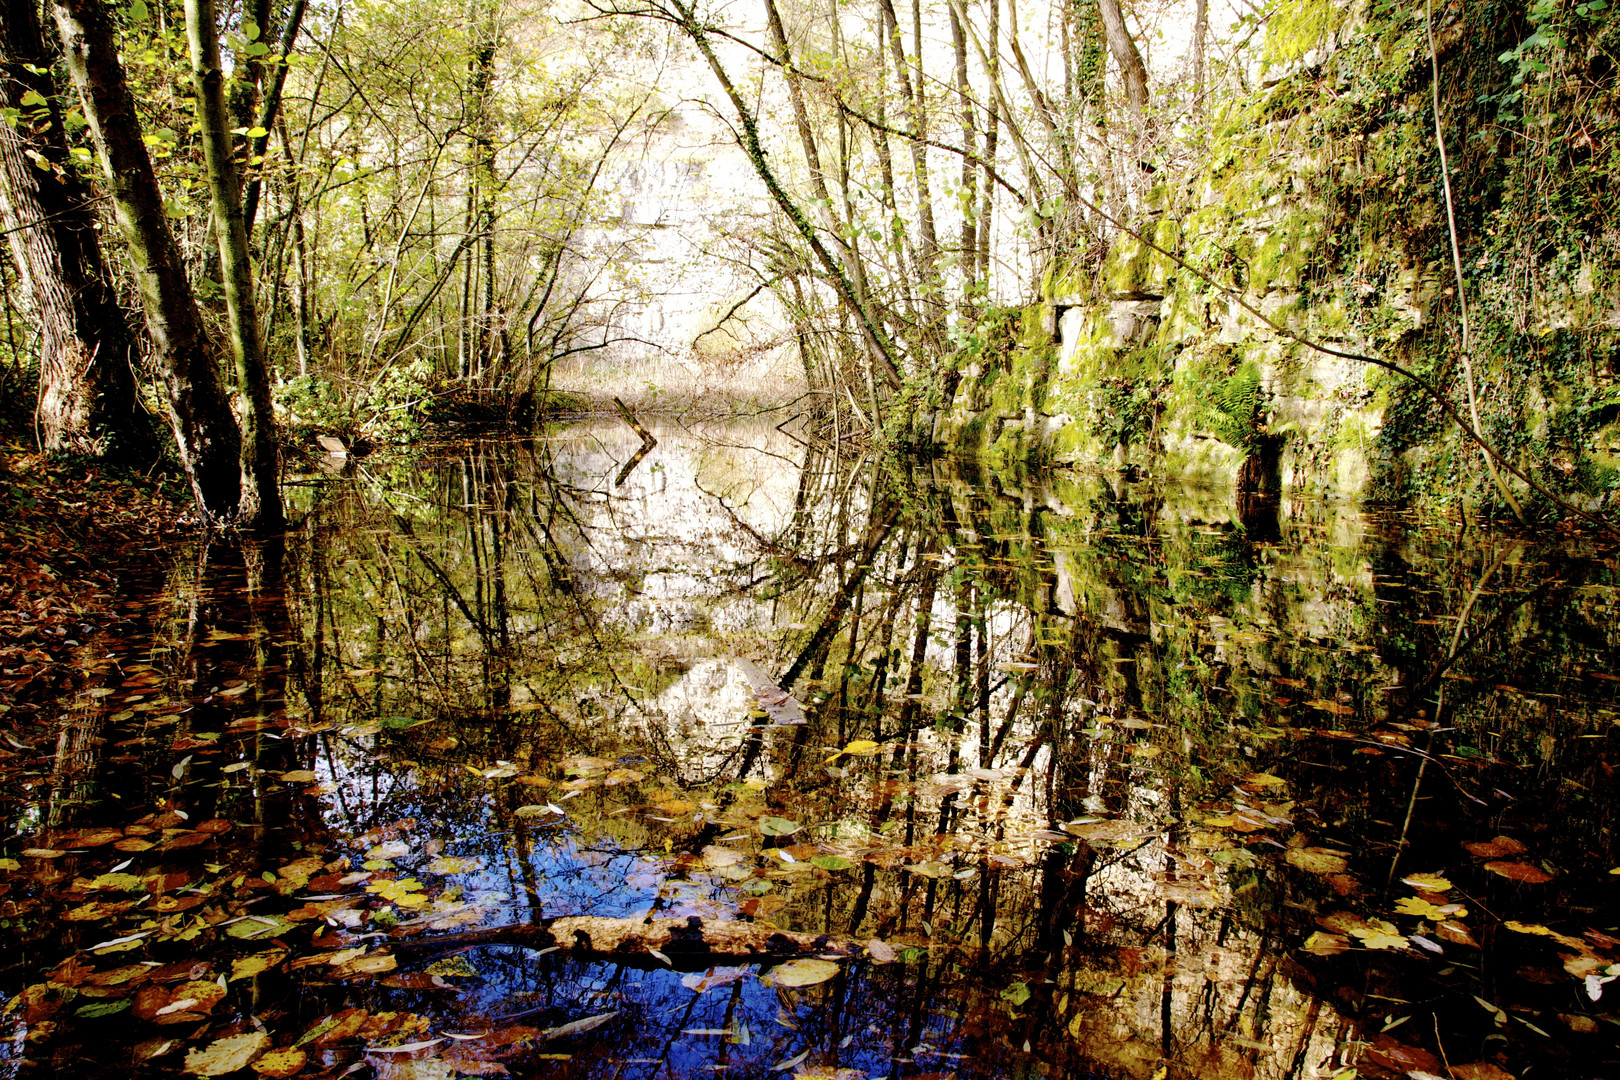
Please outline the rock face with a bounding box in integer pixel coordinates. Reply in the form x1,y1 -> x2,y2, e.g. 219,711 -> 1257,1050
933,0 -> 1620,516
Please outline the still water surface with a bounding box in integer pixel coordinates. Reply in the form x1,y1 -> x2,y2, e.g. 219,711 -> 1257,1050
3,422 -> 1618,1078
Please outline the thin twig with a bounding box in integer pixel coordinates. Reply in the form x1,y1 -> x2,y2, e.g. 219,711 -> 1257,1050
1428,0 -> 1523,522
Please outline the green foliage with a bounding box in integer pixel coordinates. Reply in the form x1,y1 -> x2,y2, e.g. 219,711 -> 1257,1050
1197,362 -> 1263,458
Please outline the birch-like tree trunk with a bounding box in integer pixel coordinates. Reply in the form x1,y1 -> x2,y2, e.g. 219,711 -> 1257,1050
51,0 -> 243,522
187,0 -> 283,529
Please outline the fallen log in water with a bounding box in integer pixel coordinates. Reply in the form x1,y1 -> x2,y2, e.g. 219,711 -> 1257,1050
391,914 -> 866,967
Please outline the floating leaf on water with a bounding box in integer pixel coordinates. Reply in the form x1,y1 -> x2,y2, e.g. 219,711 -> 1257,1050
1348,920 -> 1407,951
1304,699 -> 1356,716
250,1048 -> 306,1077
1436,921 -> 1480,948
1394,896 -> 1449,920
276,770 -> 318,784
1484,860 -> 1553,883
758,816 -> 800,837
543,1012 -> 617,1040
185,1032 -> 271,1076
1463,836 -> 1527,859
367,1039 -> 444,1055
764,958 -> 839,987
810,855 -> 853,871
76,999 -> 132,1018
91,873 -> 151,902
825,739 -> 880,762
1285,847 -> 1349,875
1401,872 -> 1451,891
230,951 -> 286,981
771,1050 -> 811,1073
701,845 -> 744,869
226,916 -> 296,940
22,848 -> 66,859
680,966 -> 750,993
866,939 -> 898,963
1302,932 -> 1349,956
426,856 -> 485,875
1063,819 -> 1150,846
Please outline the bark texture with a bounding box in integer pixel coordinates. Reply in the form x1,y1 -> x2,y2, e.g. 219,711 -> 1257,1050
187,0 -> 282,529
1096,0 -> 1149,134
51,0 -> 242,521
0,0 -> 154,460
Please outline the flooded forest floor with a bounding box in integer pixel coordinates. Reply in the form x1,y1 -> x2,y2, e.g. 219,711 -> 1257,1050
2,424 -> 1619,1080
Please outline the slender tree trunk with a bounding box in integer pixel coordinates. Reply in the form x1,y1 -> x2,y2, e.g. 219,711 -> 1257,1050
187,0 -> 282,530
1096,0 -> 1148,138
51,0 -> 242,521
977,0 -> 999,287
0,0 -> 155,461
242,0 -> 307,236
950,3 -> 977,312
1191,0 -> 1207,110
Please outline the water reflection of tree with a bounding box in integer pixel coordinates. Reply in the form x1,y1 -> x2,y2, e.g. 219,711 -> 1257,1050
263,434 -> 1618,1079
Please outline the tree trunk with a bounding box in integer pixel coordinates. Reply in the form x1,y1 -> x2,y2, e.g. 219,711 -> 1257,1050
51,0 -> 242,522
1096,0 -> 1148,136
0,0 -> 156,461
187,0 -> 282,529
1191,0 -> 1207,112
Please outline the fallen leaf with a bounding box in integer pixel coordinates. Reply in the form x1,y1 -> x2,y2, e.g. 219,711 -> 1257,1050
230,951 -> 286,981
866,939 -> 898,963
543,1012 -> 617,1040
1484,861 -> 1553,884
1401,873 -> 1451,891
1285,847 -> 1349,875
764,958 -> 840,987
251,1048 -> 306,1077
185,1032 -> 271,1076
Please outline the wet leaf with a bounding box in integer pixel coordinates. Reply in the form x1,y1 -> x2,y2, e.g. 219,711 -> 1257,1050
230,951 -> 286,981
1401,872 -> 1451,891
227,916 -> 296,939
757,816 -> 800,837
426,856 -> 484,875
866,939 -> 898,963
1464,836 -> 1527,858
185,1032 -> 271,1076
680,966 -> 749,993
543,1012 -> 617,1040
810,855 -> 852,871
1285,847 -> 1349,875
75,999 -> 131,1018
1484,861 -> 1553,883
1302,932 -> 1349,956
764,958 -> 839,987
1349,920 -> 1407,951
276,770 -> 318,783
825,739 -> 880,762
250,1048 -> 306,1077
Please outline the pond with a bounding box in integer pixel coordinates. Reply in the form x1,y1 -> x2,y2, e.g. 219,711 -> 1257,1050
2,421 -> 1618,1079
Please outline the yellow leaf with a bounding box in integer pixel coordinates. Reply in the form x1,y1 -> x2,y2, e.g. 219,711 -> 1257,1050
826,739 -> 881,762
1394,896 -> 1446,920
1401,872 -> 1452,891
764,958 -> 840,987
229,951 -> 285,981
185,1032 -> 270,1076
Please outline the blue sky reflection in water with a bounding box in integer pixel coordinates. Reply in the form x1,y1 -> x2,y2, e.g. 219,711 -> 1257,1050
1,420 -> 1618,1079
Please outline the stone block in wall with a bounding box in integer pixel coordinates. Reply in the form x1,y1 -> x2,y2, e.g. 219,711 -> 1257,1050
1109,299 -> 1163,348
